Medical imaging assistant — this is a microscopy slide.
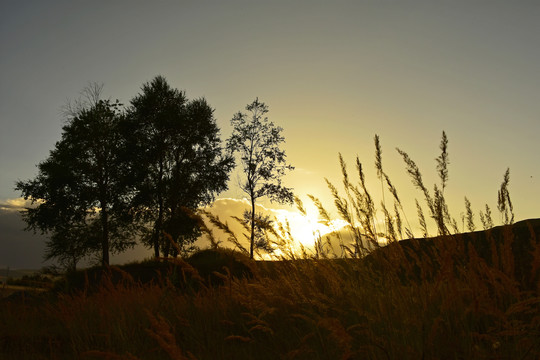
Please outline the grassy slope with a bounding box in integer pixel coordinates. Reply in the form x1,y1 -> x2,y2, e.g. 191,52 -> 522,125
368,218 -> 540,289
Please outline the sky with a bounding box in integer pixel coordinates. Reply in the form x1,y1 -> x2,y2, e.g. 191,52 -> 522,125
1,0 -> 539,269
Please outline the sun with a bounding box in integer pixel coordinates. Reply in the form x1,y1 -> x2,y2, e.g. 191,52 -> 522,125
271,209 -> 346,250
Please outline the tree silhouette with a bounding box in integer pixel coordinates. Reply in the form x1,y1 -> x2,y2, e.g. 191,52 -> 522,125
127,76 -> 234,257
231,210 -> 276,255
228,98 -> 294,259
16,91 -> 136,267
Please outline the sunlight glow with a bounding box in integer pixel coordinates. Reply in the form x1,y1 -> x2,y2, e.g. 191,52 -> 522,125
271,209 -> 348,250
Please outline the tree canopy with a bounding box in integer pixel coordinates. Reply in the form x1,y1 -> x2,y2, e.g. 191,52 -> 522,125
16,96 -> 135,268
125,76 -> 234,257
16,77 -> 234,267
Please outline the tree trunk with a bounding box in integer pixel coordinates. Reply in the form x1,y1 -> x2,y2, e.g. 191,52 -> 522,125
153,164 -> 165,258
250,195 -> 255,259
101,205 -> 110,266
153,198 -> 163,258
163,234 -> 170,258
153,235 -> 160,258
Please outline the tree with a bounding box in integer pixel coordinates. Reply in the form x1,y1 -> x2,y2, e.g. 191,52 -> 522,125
227,98 -> 294,259
231,210 -> 276,255
16,89 -> 136,267
127,76 -> 234,257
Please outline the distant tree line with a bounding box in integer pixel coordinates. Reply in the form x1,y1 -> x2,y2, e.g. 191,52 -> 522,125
16,77 -> 294,269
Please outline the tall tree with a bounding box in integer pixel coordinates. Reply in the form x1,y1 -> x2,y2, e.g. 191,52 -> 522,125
128,76 -> 234,257
227,98 -> 294,259
16,91 -> 136,267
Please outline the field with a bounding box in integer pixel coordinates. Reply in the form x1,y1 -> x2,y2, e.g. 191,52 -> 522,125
1,219 -> 539,360
3,134 -> 539,359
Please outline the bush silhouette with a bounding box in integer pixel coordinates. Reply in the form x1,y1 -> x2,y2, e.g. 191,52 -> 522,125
187,248 -> 253,286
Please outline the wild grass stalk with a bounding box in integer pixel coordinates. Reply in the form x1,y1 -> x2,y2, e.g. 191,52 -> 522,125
498,168 -> 515,225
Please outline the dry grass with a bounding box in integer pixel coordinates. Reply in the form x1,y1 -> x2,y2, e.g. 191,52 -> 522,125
1,221 -> 538,360
1,133 -> 538,359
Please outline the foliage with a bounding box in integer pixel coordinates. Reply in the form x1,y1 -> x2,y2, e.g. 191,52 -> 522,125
15,90 -> 136,267
227,98 -> 294,258
16,78 -> 234,268
127,76 -> 234,258
5,273 -> 53,288
233,210 -> 276,254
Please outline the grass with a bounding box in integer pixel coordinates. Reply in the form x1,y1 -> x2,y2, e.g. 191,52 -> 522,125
1,132 -> 539,359
1,228 -> 539,359
1,224 -> 539,359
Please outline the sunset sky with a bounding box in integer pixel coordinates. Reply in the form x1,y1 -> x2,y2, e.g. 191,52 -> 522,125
1,1 -> 539,268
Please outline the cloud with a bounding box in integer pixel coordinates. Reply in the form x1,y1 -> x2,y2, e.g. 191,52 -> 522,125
200,197 -> 353,258
0,196 -> 365,269
0,197 -> 32,211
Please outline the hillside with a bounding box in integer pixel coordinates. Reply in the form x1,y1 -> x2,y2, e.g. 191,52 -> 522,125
368,218 -> 540,290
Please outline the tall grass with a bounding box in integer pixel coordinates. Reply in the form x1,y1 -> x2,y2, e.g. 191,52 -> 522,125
1,133 -> 538,359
